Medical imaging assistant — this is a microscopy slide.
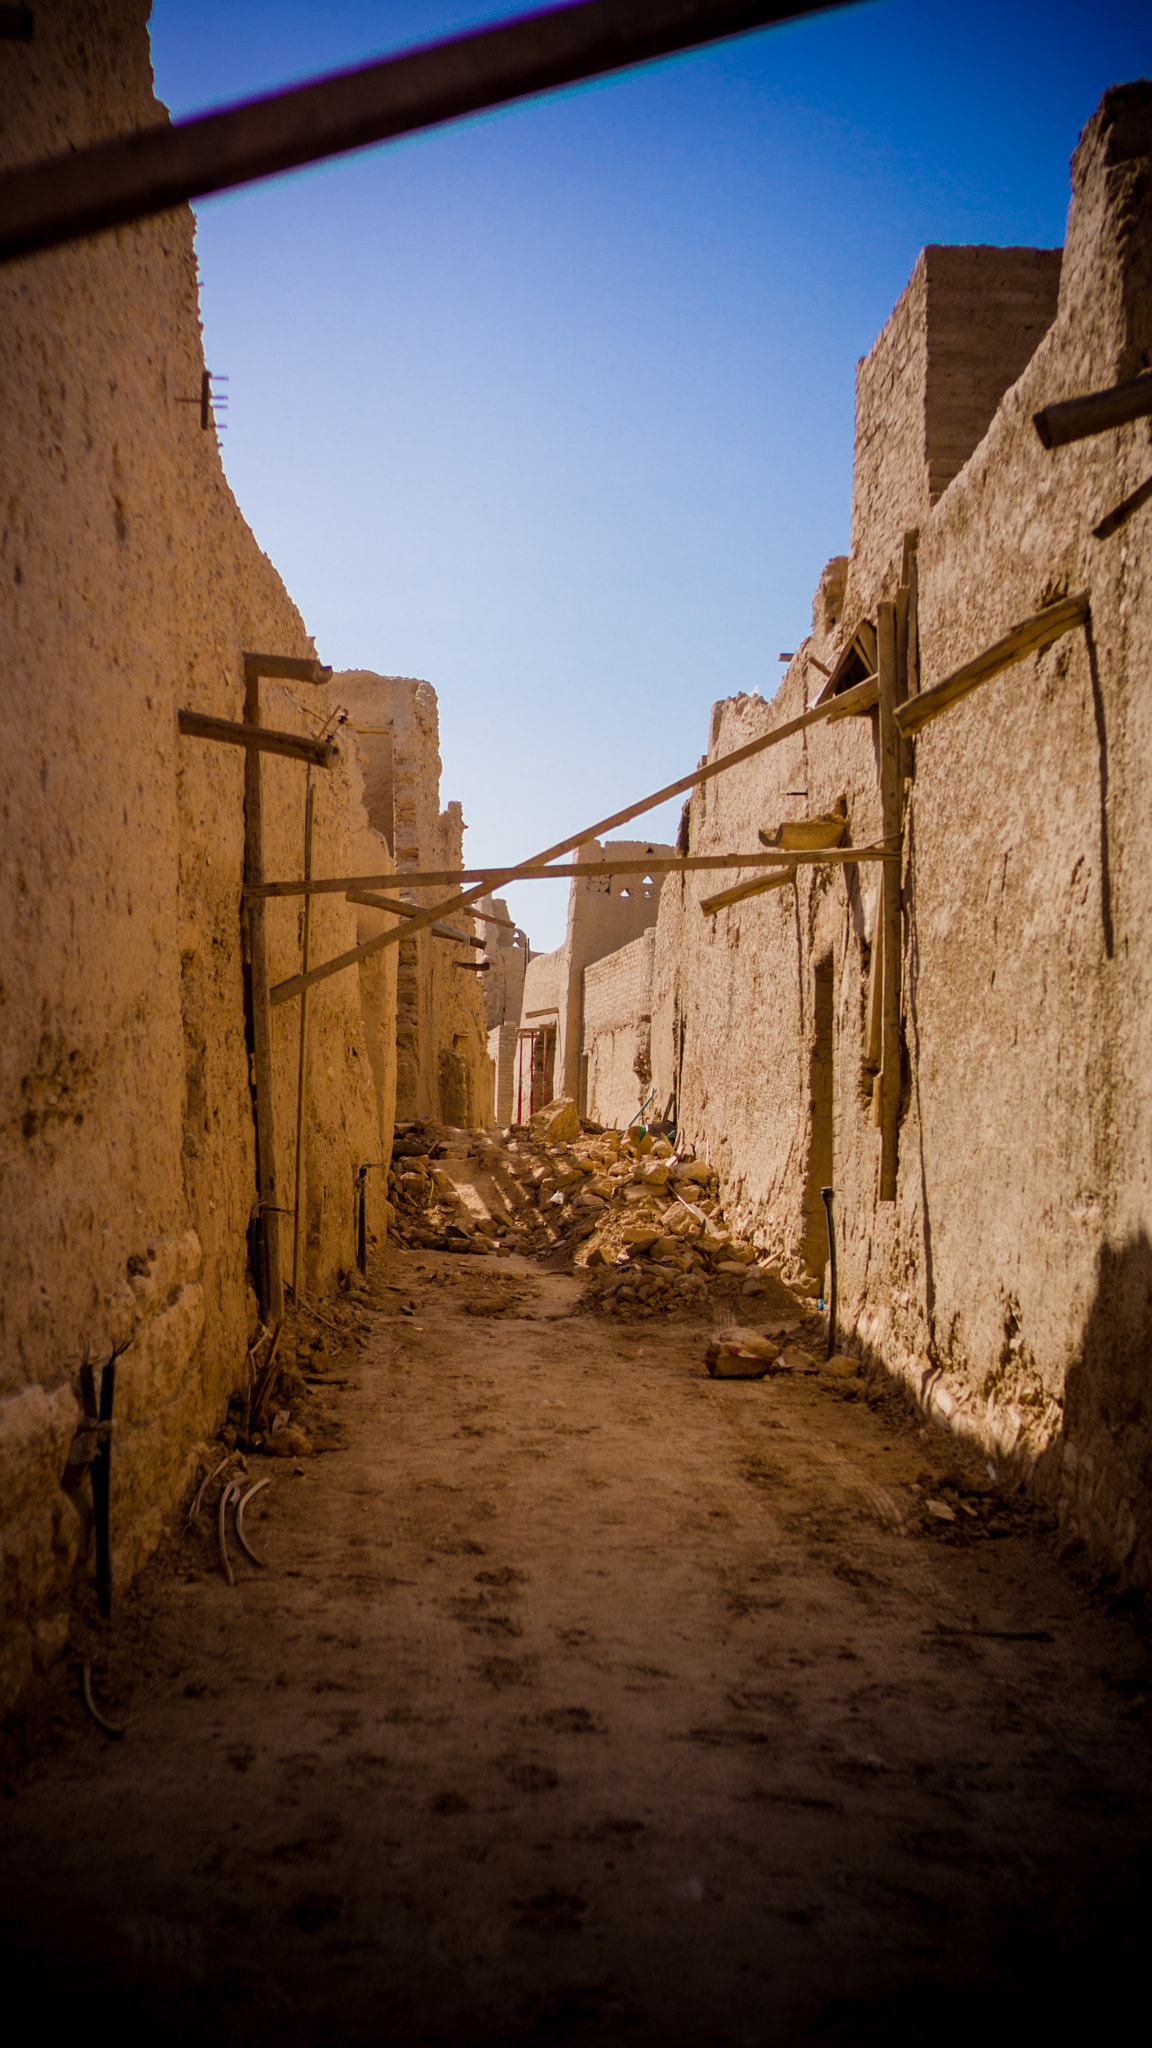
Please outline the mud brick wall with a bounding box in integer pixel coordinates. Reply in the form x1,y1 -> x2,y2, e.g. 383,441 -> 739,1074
847,245 -> 1061,621
336,672 -> 493,1128
0,2 -> 390,1711
582,928 -> 657,1129
654,83 -> 1152,1591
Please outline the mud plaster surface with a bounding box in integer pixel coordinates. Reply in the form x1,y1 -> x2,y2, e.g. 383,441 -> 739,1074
2,1157 -> 1149,2047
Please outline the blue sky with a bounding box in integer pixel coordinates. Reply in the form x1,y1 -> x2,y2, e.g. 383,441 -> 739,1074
148,1 -> 1150,949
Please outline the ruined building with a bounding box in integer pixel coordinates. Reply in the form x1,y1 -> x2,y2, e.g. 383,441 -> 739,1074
636,83 -> 1152,1588
0,4 -> 478,1710
516,837 -> 674,1126
334,672 -> 494,1128
479,896 -> 529,1128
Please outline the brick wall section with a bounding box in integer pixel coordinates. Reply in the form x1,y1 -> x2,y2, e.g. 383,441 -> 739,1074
847,245 -> 1061,620
582,930 -> 656,1128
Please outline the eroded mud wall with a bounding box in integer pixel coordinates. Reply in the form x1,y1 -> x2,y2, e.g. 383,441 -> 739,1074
658,82 -> 1152,1587
0,2 -> 386,1709
335,672 -> 492,1127
583,930 -> 657,1129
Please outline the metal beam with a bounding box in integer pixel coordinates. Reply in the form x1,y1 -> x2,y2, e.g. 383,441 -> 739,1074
0,0 -> 855,265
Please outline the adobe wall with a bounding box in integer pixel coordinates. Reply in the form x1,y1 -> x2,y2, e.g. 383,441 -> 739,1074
556,839 -> 674,1108
582,929 -> 657,1129
656,81 -> 1152,1588
0,3 -> 389,1710
478,896 -> 527,1126
335,672 -> 493,1128
846,245 -> 1062,625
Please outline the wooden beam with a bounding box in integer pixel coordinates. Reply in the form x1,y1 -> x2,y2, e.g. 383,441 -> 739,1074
243,671 -> 283,1321
699,868 -> 796,913
242,652 -> 331,685
1033,374 -> 1152,450
291,776 -> 315,1303
345,889 -> 485,948
178,709 -> 336,767
0,0 -> 851,266
896,594 -> 1089,738
268,670 -> 882,1006
877,600 -> 902,1203
251,837 -> 890,902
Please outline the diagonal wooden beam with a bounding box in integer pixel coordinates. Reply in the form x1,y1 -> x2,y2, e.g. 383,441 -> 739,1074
699,868 -> 796,912
267,671 -> 881,1003
345,889 -> 485,948
896,594 -> 1088,737
0,0 -> 856,265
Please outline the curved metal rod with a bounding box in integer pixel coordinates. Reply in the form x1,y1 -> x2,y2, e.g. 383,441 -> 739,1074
235,1478 -> 272,1567
217,1479 -> 241,1586
82,1662 -> 127,1739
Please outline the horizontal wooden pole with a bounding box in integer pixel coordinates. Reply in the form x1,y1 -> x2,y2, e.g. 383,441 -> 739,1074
1033,375 -> 1152,451
700,868 -> 796,913
242,652 -> 331,685
269,670 -> 882,1005
896,594 -> 1089,738
346,889 -> 484,948
0,0 -> 851,265
178,709 -> 336,767
252,837 -> 890,902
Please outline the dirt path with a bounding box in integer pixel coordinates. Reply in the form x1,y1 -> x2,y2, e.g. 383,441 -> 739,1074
2,1218 -> 1150,2047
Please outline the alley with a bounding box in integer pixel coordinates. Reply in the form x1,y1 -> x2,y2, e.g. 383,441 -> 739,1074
2,1190 -> 1149,2047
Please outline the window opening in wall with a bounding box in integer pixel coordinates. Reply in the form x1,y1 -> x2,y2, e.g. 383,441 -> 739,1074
802,952 -> 835,1277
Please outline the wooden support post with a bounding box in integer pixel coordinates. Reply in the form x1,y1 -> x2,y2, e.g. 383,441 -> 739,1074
291,772 -> 315,1304
244,668 -> 283,1322
877,599 -> 902,1203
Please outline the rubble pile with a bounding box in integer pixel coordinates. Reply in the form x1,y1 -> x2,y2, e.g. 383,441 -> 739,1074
385,1120 -> 500,1255
497,1099 -> 827,1322
380,1099 -> 830,1327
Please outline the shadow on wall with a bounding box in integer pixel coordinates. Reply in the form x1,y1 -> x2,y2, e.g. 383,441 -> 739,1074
439,1045 -> 471,1127
1041,1231 -> 1152,1585
802,952 -> 835,1275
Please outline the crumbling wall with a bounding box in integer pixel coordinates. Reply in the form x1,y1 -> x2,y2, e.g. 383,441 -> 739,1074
334,672 -> 492,1127
552,839 -> 674,1108
479,896 -> 526,1126
582,929 -> 657,1129
0,2 -> 387,1710
660,81 -> 1152,1589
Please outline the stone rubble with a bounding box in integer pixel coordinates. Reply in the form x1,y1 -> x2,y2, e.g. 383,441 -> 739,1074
381,1096 -> 838,1342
